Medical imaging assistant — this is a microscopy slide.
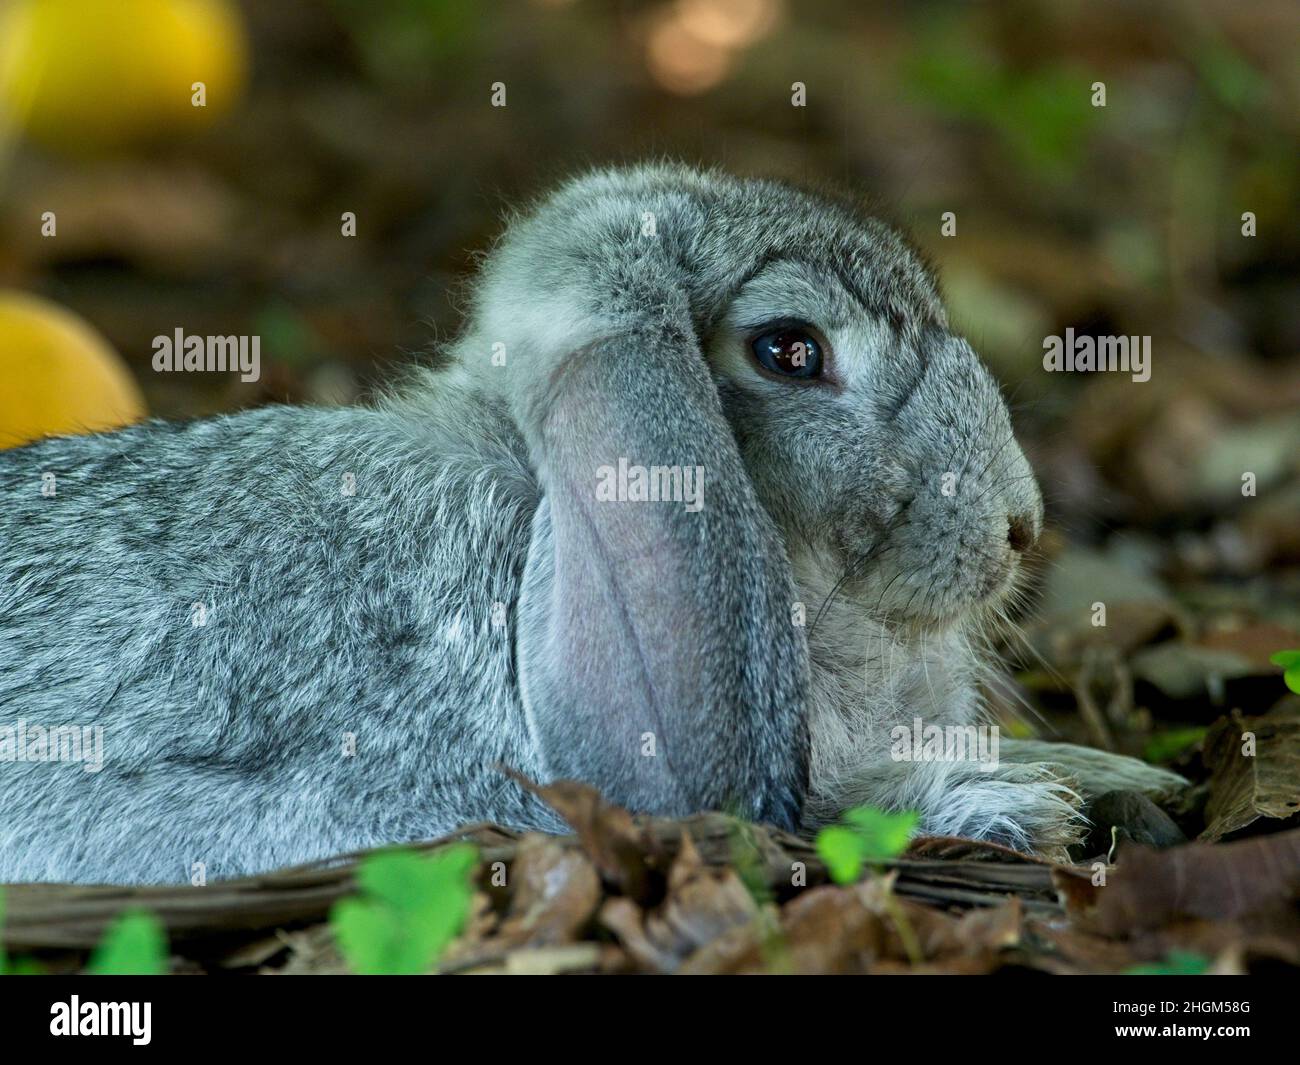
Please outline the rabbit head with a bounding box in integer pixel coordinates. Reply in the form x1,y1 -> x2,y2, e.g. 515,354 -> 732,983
464,164 -> 1041,640
709,251 -> 1044,637
443,163 -> 1041,826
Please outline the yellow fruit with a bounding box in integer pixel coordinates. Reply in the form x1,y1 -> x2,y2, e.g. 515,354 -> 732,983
0,291 -> 146,449
0,0 -> 248,151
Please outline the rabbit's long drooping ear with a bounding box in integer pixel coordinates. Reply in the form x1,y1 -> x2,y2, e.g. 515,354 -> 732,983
510,317 -> 810,830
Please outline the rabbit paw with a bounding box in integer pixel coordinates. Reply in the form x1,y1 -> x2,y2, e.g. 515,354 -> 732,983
810,756 -> 1086,861
920,762 -> 1086,862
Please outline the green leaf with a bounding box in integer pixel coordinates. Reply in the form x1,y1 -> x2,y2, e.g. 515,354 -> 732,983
1270,650 -> 1300,693
331,844 -> 478,975
816,807 -> 920,884
332,898 -> 406,974
816,826 -> 870,885
86,911 -> 168,975
1125,950 -> 1212,976
841,807 -> 921,863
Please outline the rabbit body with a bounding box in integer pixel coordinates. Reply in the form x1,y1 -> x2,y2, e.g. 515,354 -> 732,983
0,165 -> 1181,882
0,400 -> 568,882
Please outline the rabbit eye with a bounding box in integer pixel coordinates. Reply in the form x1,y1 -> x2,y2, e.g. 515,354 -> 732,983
751,328 -> 822,379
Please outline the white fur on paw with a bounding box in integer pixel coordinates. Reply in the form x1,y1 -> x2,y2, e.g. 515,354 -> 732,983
919,762 -> 1085,860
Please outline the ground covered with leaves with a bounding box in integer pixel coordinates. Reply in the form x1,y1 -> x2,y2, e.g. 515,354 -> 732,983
2,765 -> 1297,975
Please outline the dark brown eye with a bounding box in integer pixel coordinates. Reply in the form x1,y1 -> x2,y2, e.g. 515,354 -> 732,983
751,328 -> 823,379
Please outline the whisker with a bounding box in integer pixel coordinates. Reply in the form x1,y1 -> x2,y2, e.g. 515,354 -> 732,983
808,508 -> 910,638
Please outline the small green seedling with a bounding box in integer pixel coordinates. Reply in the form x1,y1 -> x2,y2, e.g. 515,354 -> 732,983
1270,650 -> 1300,695
86,911 -> 168,975
1125,950 -> 1211,976
331,843 -> 478,975
816,806 -> 920,885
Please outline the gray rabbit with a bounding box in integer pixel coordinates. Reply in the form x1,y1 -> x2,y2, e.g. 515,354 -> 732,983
0,164 -> 1182,883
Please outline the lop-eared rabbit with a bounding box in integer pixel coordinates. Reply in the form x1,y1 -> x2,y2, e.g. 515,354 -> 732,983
0,164 -> 1183,883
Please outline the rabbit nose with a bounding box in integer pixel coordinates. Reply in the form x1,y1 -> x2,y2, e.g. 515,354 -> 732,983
1007,513 -> 1037,554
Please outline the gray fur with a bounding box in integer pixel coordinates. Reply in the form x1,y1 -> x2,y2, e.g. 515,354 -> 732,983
0,163 -> 1181,883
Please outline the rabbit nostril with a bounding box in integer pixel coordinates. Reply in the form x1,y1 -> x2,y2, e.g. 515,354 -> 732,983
1007,514 -> 1035,554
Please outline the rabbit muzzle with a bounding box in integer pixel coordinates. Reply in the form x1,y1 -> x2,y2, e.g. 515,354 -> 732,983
852,335 -> 1043,631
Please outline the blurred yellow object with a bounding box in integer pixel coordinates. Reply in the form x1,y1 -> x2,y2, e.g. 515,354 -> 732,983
0,291 -> 146,449
0,0 -> 248,151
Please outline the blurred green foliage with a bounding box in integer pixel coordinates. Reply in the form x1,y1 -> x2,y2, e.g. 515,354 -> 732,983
328,0 -> 482,89
0,889 -> 168,975
1144,727 -> 1209,764
904,19 -> 1097,183
1125,950 -> 1212,976
331,844 -> 478,974
86,911 -> 169,976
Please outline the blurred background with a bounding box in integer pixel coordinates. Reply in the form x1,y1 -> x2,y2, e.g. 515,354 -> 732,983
0,0 -> 1297,778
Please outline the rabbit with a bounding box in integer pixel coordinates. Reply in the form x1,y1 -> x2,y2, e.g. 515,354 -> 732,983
0,162 -> 1184,884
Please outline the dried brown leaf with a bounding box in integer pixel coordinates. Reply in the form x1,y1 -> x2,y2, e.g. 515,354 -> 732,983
597,832 -> 763,972
1056,828 -> 1300,937
1201,708 -> 1300,840
770,885 -> 884,974
496,835 -> 601,947
509,774 -> 659,901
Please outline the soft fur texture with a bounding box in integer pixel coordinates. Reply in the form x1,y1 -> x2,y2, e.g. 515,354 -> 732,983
0,164 -> 1182,883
